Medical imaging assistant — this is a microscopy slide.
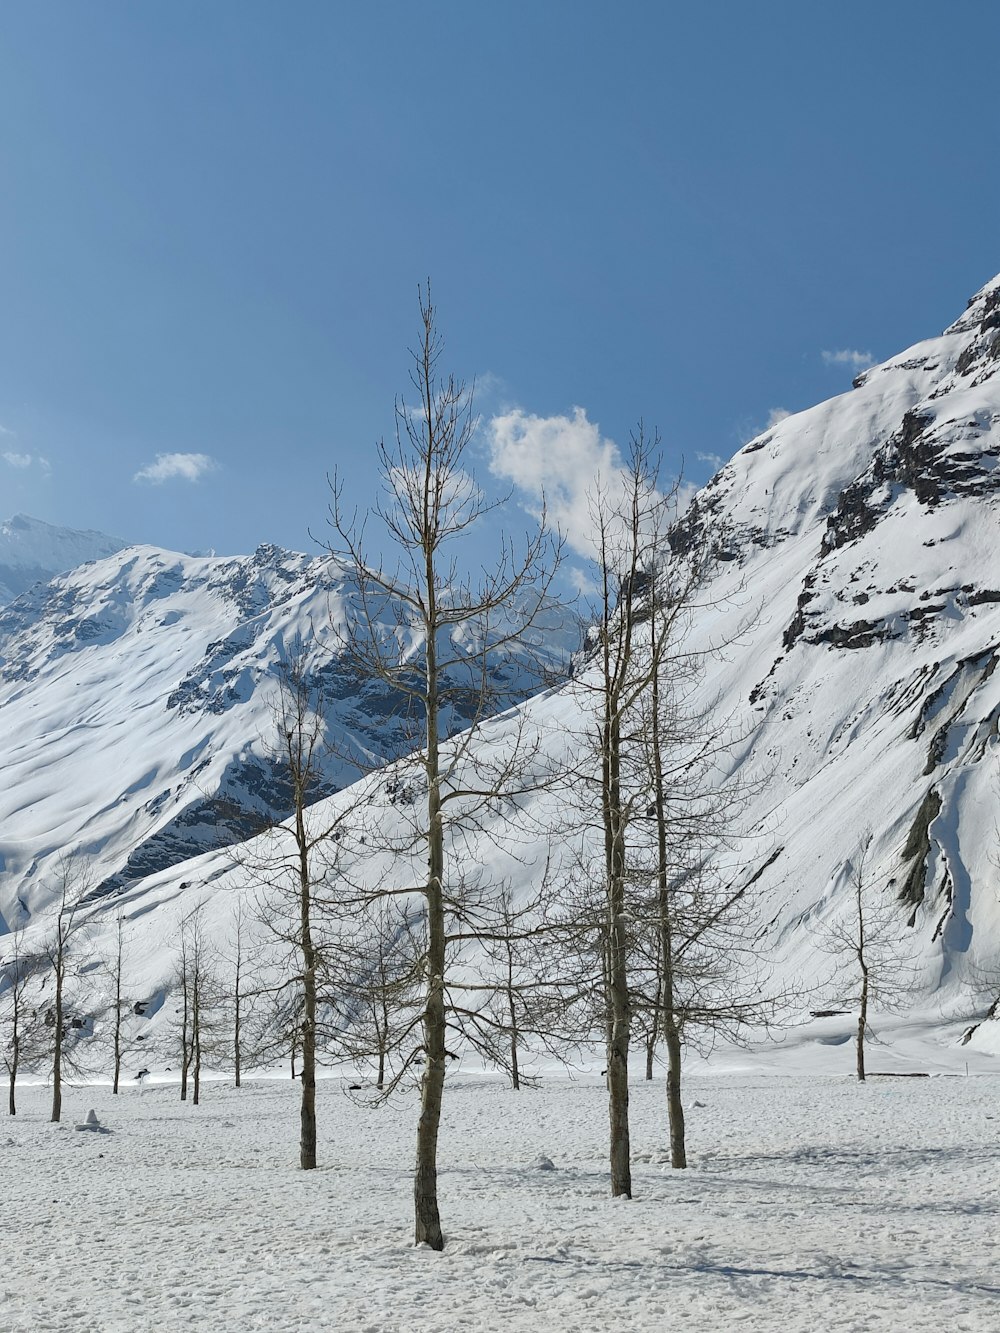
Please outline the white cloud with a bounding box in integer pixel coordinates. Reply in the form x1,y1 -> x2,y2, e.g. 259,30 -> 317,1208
487,407 -> 623,557
696,451 -> 725,471
487,406 -> 689,561
3,450 -> 51,474
133,452 -> 219,484
822,348 -> 875,370
766,407 -> 792,428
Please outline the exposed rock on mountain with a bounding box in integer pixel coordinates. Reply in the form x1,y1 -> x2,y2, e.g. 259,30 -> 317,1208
0,542 -> 568,920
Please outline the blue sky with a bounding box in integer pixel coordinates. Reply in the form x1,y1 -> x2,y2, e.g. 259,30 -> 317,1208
1,2 -> 998,561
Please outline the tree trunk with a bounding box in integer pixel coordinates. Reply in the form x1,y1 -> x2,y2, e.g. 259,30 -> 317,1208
299,811 -> 318,1170
192,970 -> 202,1107
650,627 -> 686,1169
507,956 -> 520,1091
234,971 -> 242,1090
180,960 -> 190,1102
664,1020 -> 686,1168
414,658 -> 446,1250
857,965 -> 868,1082
112,989 -> 122,1096
414,870 -> 446,1247
606,948 -> 631,1196
8,1034 -> 18,1116
51,963 -> 64,1124
112,919 -> 123,1095
603,709 -> 632,1199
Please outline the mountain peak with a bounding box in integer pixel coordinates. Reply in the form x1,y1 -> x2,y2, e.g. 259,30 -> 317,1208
0,514 -> 128,605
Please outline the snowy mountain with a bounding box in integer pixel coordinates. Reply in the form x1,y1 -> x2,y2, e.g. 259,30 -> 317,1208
6,274 -> 1000,1063
0,541 -> 570,923
0,513 -> 126,605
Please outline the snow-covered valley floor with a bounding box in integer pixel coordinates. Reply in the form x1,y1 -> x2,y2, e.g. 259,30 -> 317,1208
3,1069 -> 999,1332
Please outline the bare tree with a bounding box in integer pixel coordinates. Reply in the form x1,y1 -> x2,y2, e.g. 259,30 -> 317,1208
0,927 -> 45,1116
343,898 -> 423,1092
174,905 -> 217,1104
549,425 -> 685,1198
105,911 -> 130,1095
220,896 -> 261,1090
628,556 -> 770,1169
820,831 -> 915,1081
249,643 -> 354,1170
40,866 -> 94,1123
324,285 -> 561,1249
485,886 -> 525,1091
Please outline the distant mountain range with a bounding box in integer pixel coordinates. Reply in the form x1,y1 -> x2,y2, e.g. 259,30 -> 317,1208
0,513 -> 126,605
0,537 -> 571,922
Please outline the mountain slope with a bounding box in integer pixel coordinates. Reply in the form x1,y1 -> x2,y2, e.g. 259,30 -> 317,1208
0,513 -> 126,605
6,274 -> 1000,1064
0,541 -> 568,923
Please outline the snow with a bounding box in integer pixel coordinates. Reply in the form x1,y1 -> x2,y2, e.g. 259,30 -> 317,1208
0,514 -> 126,605
3,1066 -> 1000,1330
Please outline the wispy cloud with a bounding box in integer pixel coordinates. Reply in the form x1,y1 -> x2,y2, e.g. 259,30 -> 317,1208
3,450 -> 51,474
696,451 -> 725,471
822,348 -> 875,370
133,452 -> 219,484
766,407 -> 791,428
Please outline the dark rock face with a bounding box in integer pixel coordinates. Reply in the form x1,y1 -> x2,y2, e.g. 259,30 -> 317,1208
898,787 -> 942,907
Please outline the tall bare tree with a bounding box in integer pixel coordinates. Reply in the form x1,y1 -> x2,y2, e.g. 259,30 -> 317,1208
105,911 -> 130,1095
1,927 -> 45,1116
550,426 -> 684,1198
249,642 -> 353,1170
174,905 -> 216,1104
220,896 -> 260,1090
41,865 -> 93,1124
820,831 -> 914,1081
628,546 -> 768,1168
325,285 -> 561,1249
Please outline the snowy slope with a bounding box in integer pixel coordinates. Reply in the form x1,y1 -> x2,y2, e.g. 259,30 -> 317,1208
0,542 -> 569,924
0,513 -> 126,604
7,275 -> 1000,1062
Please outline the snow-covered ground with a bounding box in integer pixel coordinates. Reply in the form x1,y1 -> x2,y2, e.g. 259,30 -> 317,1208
4,1059 -> 1000,1331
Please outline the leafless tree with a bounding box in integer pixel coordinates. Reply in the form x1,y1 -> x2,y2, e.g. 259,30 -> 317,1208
174,904 -> 217,1104
545,424 -> 769,1182
219,896 -> 261,1090
323,285 -> 562,1249
248,642 -> 356,1170
0,927 -> 46,1115
342,898 -> 424,1092
40,864 -> 95,1123
103,910 -> 131,1095
627,557 -> 774,1168
548,425 -> 686,1198
820,831 -> 915,1081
